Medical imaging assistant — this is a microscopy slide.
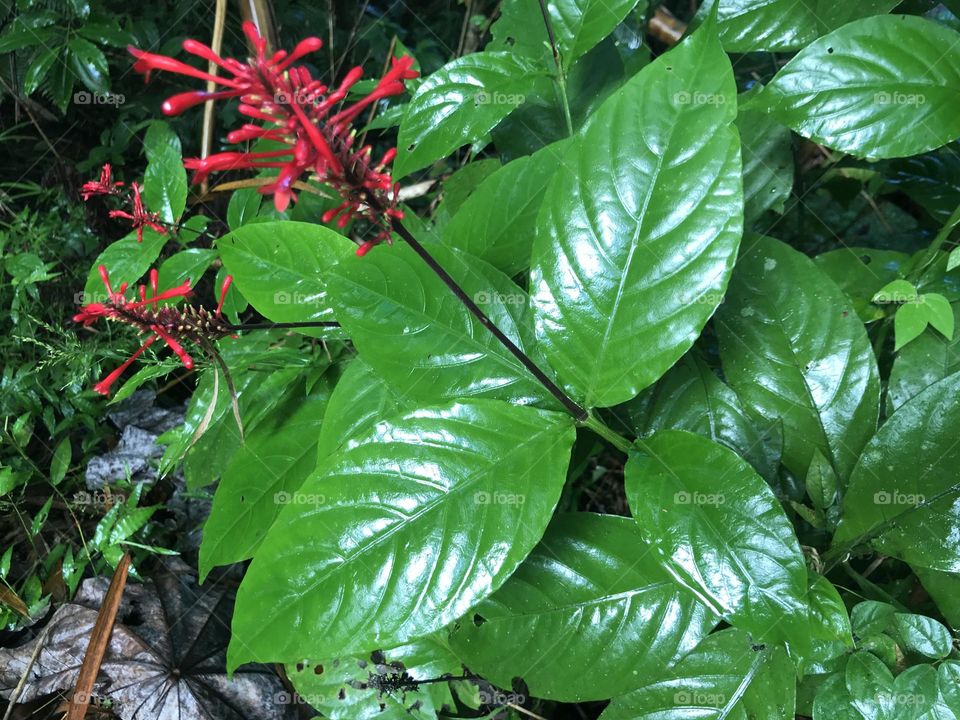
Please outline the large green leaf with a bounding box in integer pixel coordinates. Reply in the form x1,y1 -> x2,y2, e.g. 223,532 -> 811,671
395,52 -> 545,176
626,431 -> 809,649
716,235 -> 880,483
443,139 -> 567,277
228,399 -> 575,668
490,0 -> 642,64
695,0 -> 900,52
448,513 -> 716,702
600,628 -> 796,720
218,221 -> 355,335
833,373 -> 960,572
198,388 -> 330,579
143,144 -> 187,224
750,15 -> 960,159
327,243 -> 549,406
625,353 -> 779,481
83,231 -> 165,303
530,20 -> 743,408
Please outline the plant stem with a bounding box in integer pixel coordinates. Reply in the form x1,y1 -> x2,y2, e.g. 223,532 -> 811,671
908,201 -> 960,283
582,414 -> 634,453
389,219 -> 589,422
536,0 -> 574,137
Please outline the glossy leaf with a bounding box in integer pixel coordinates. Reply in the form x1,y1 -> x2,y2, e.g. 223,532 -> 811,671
600,628 -> 796,720
83,231 -> 166,303
218,221 -> 355,335
695,0 -> 900,52
716,235 -> 880,482
490,0 -> 642,64
893,613 -> 953,659
626,430 -> 809,649
448,513 -> 716,702
199,389 -> 330,579
228,399 -> 575,668
833,373 -> 960,572
751,15 -> 960,158
395,52 -> 545,176
157,248 -> 217,290
443,140 -> 567,277
530,20 -> 743,407
625,353 -> 779,481
846,652 -> 937,720
327,243 -> 549,406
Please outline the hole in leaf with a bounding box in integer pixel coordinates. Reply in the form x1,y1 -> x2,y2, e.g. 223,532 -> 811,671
314,664 -> 324,675
827,47 -> 834,54
472,613 -> 487,626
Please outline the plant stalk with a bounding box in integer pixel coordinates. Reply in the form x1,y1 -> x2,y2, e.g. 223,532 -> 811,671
536,0 -> 574,137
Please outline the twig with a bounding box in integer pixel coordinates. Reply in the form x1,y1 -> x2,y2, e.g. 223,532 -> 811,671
648,6 -> 686,46
536,0 -> 573,136
66,551 -> 131,720
200,0 -> 229,196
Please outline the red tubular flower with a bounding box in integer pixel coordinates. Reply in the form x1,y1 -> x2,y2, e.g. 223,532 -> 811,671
80,164 -> 124,200
128,22 -> 419,255
76,265 -> 235,395
108,182 -> 167,243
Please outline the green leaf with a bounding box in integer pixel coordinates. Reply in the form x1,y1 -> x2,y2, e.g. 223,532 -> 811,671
23,46 -> 58,96
893,613 -> 953,659
228,399 -> 574,668
625,430 -> 809,650
67,37 -> 108,93
716,235 -> 880,483
600,628 -> 796,720
226,187 -> 264,230
625,353 -> 779,481
83,231 -> 166,304
157,248 -> 217,289
926,293 -> 956,340
896,301 -> 933,351
218,221 -> 355,336
316,357 -> 412,459
815,247 -> 910,323
873,279 -> 919,304
30,496 -> 53,536
695,0 -> 900,52
448,513 -> 716,702
199,389 -> 329,579
846,652 -> 937,720
738,106 -> 794,225
491,0 -> 642,64
807,574 -> 854,647
751,15 -> 960,159
395,52 -> 545,176
805,448 -> 839,511
143,147 -> 187,224
914,568 -> 960,629
443,139 -> 567,277
327,243 -> 549,406
530,21 -> 743,408
286,636 -> 459,719
833,373 -> 960,571
49,437 -> 70,486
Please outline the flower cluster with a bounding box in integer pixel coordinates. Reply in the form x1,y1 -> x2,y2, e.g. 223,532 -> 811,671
80,164 -> 167,243
75,266 -> 234,395
129,22 -> 418,255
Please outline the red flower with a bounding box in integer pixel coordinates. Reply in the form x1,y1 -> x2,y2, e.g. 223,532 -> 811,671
80,164 -> 124,200
107,182 -> 167,243
128,22 -> 418,254
76,265 -> 234,395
